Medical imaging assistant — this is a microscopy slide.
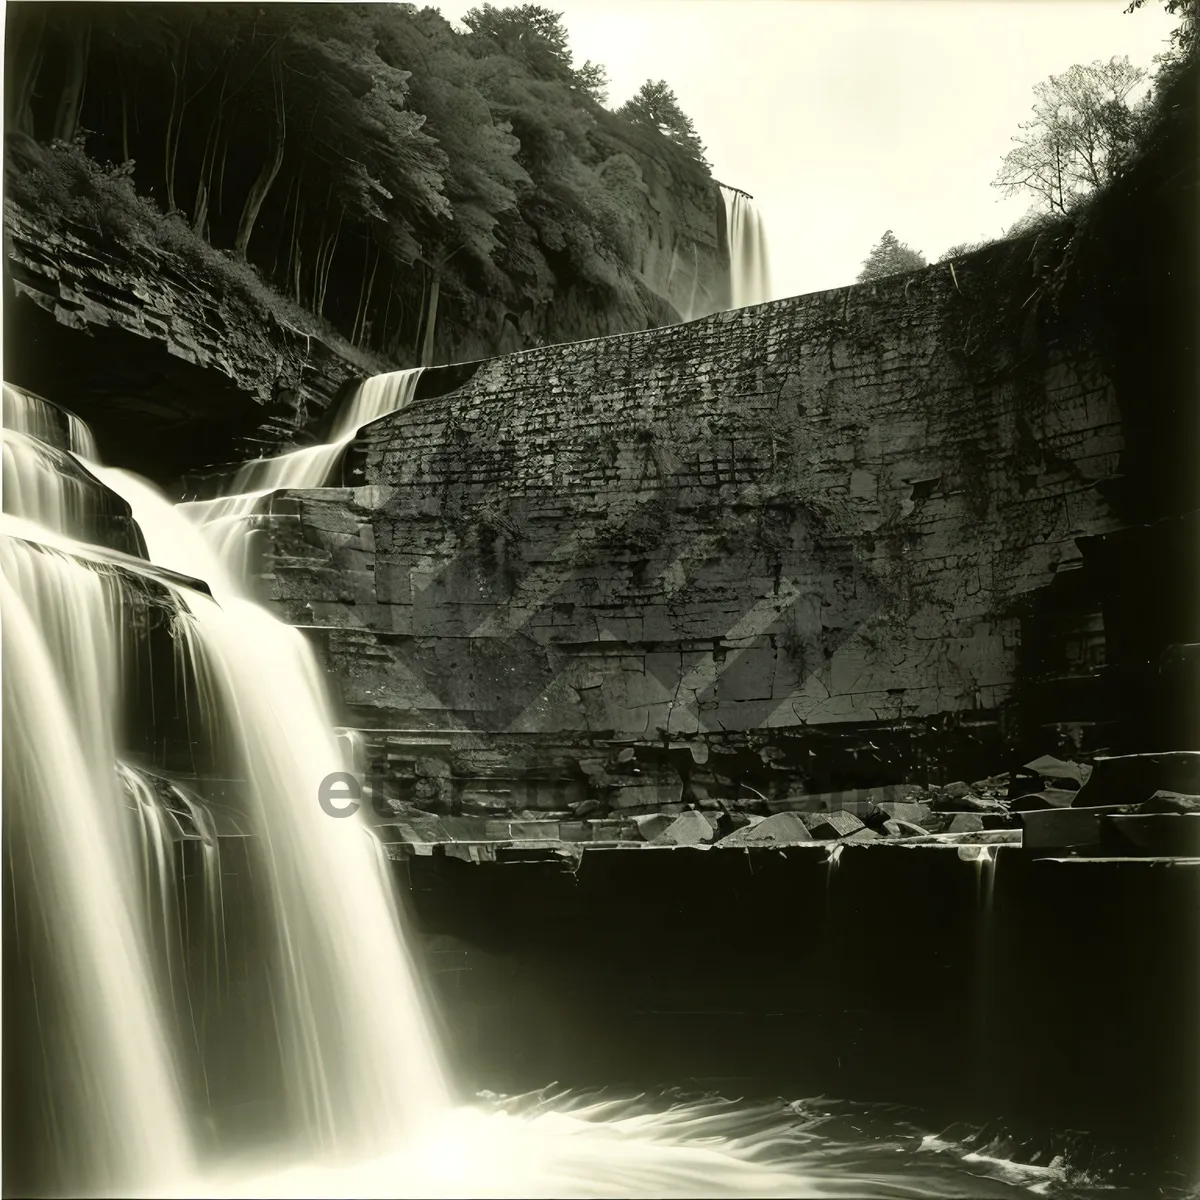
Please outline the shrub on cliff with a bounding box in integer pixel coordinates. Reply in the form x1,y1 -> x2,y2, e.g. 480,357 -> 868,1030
991,56 -> 1151,218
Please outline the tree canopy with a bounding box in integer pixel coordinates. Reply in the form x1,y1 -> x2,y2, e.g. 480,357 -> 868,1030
856,231 -> 927,282
992,56 -> 1149,215
462,4 -> 608,101
617,80 -> 708,165
5,1 -> 714,367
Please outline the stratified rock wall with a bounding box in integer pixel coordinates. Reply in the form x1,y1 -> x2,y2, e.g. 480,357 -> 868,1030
259,237 -> 1126,809
4,199 -> 378,481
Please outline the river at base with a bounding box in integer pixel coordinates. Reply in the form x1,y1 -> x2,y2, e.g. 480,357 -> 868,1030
160,1086 -> 1192,1200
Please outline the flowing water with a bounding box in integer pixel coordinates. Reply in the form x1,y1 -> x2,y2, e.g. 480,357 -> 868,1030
0,377 -> 1163,1199
720,186 -> 772,309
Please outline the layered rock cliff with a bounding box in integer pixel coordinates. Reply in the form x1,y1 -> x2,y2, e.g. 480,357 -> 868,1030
252,232 -> 1135,817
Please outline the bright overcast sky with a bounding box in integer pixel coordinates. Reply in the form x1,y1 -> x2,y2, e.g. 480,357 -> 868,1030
433,0 -> 1177,301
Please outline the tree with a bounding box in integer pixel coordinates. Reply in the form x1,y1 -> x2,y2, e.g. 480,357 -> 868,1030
462,4 -> 606,100
617,80 -> 707,164
1125,0 -> 1199,60
992,57 -> 1149,216
857,231 -> 926,282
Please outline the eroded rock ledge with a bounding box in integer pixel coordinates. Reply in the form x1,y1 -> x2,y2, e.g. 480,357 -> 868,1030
4,199 -> 379,483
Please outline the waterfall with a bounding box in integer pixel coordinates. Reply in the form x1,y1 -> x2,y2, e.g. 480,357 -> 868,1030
719,186 -> 772,310
3,372 -> 441,1193
4,374 -> 1077,1199
1,401 -> 195,1194
92,366 -> 449,1158
185,369 -> 424,576
96,465 -> 451,1157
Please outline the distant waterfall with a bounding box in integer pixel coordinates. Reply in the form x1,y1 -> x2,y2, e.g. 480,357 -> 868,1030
720,185 -> 772,309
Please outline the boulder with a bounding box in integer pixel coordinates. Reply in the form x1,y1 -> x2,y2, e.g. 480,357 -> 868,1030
870,800 -> 933,826
883,818 -> 929,839
1020,755 -> 1091,788
742,812 -> 813,845
633,813 -> 675,841
725,813 -> 764,833
971,773 -> 1010,791
840,828 -> 881,843
1009,788 -> 1078,812
948,813 -> 985,834
650,811 -> 715,846
715,817 -> 768,847
803,811 -> 864,839
1139,790 -> 1200,814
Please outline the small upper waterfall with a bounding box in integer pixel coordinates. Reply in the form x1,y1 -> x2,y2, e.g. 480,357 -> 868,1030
186,369 -> 424,575
720,185 -> 772,309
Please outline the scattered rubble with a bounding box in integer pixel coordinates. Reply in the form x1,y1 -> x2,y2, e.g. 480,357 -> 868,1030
948,813 -> 985,834
381,749 -> 1200,856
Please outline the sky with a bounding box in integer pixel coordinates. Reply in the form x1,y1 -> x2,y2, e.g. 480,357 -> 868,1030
433,0 -> 1178,301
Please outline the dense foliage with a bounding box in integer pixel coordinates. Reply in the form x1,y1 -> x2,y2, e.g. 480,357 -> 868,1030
4,2 -> 713,365
617,81 -> 708,166
856,230 -> 927,283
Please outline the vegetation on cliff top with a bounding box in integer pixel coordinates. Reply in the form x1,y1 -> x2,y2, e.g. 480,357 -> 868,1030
4,2 -> 714,367
856,0 -> 1196,277
856,231 -> 927,284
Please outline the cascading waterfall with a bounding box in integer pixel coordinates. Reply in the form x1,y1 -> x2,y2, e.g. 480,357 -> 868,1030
92,366 -> 450,1159
95,464 -> 451,1158
720,185 -> 772,310
3,372 -> 443,1194
4,373 -> 1096,1199
185,369 -> 423,574
1,412 -> 196,1194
